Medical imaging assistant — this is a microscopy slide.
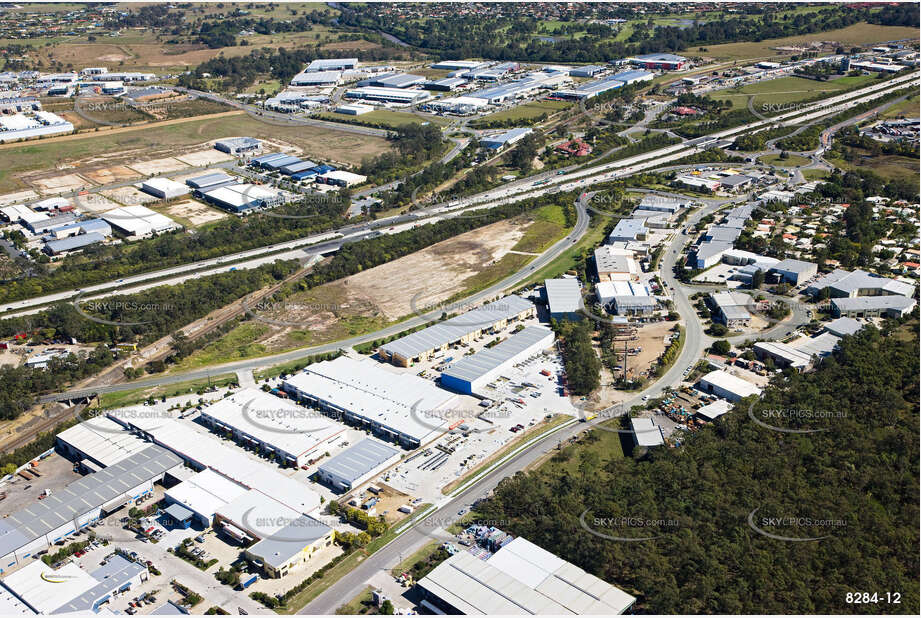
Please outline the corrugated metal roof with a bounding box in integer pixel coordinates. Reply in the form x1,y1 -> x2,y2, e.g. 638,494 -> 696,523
441,326 -> 553,385
318,438 -> 400,484
381,295 -> 534,361
0,446 -> 181,559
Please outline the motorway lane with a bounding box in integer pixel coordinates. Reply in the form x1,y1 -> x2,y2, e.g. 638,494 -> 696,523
38,201 -> 589,403
8,73 -> 914,319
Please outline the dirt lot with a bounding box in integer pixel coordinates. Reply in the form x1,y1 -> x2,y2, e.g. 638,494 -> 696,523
32,173 -> 91,195
0,190 -> 39,206
74,192 -> 124,213
163,200 -> 227,227
347,219 -> 526,321
128,157 -> 190,176
345,483 -> 413,525
261,219 -> 526,341
175,149 -> 234,167
82,165 -> 142,185
0,453 -> 82,514
0,114 -> 394,194
595,320 -> 676,407
100,186 -> 158,207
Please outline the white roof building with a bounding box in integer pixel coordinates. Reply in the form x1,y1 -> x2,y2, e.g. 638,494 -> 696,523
417,537 -> 636,614
101,205 -> 180,237
283,356 -> 459,448
140,177 -> 189,200
107,415 -> 321,514
165,468 -> 249,525
699,370 -> 762,402
199,388 -> 346,468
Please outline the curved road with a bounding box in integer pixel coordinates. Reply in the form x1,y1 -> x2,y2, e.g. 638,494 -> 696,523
39,201 -> 589,403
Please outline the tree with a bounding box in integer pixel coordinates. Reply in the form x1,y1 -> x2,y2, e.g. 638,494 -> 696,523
751,268 -> 765,289
710,339 -> 731,355
380,600 -> 394,615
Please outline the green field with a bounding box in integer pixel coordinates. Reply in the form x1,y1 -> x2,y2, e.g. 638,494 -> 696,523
759,153 -> 812,167
829,153 -> 920,185
95,374 -> 238,409
316,109 -> 450,129
881,94 -> 921,120
801,168 -> 831,181
472,99 -> 572,125
712,74 -> 876,111
698,23 -> 921,61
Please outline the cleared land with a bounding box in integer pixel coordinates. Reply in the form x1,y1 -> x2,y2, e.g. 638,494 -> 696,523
0,113 -> 394,193
829,152 -> 920,184
171,206 -> 570,370
161,199 -> 228,228
712,74 -> 875,110
472,99 -> 572,125
699,23 -> 921,61
316,109 -> 451,129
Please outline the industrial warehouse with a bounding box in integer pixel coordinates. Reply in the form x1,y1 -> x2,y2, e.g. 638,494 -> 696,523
282,355 -> 465,448
416,536 -> 636,614
316,438 -> 401,492
379,295 -> 536,367
0,446 -> 182,570
440,325 -> 554,395
108,414 -> 322,514
198,388 -> 347,468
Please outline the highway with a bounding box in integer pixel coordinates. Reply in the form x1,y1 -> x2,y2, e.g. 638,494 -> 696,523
4,71 -> 915,318
37,200 -> 589,403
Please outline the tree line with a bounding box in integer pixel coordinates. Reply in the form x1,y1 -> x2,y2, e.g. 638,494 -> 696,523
474,325 -> 919,613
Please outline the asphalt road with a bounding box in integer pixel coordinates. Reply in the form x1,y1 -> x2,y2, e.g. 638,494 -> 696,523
38,200 -> 588,403
297,196 -> 742,615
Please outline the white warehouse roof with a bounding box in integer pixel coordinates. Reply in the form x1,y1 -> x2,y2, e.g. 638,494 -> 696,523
200,388 -> 346,462
700,370 -> 762,400
419,537 -> 636,614
165,468 -> 248,523
107,415 -> 320,514
284,356 -> 458,445
56,417 -> 150,467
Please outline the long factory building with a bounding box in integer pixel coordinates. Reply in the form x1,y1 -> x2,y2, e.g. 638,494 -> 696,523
0,446 -> 182,571
417,536 -> 636,615
440,325 -> 554,395
282,355 -> 460,448
108,413 -> 322,515
198,388 -> 347,468
379,295 -> 536,367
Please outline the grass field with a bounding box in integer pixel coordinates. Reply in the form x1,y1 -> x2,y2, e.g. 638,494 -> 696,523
0,112 -> 394,194
95,373 -> 238,409
699,23 -> 921,61
712,74 -> 876,111
315,109 -> 451,129
828,153 -> 920,185
472,99 -> 572,125
545,419 -> 627,477
759,153 -> 812,167
880,94 -> 921,120
801,168 -> 831,181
